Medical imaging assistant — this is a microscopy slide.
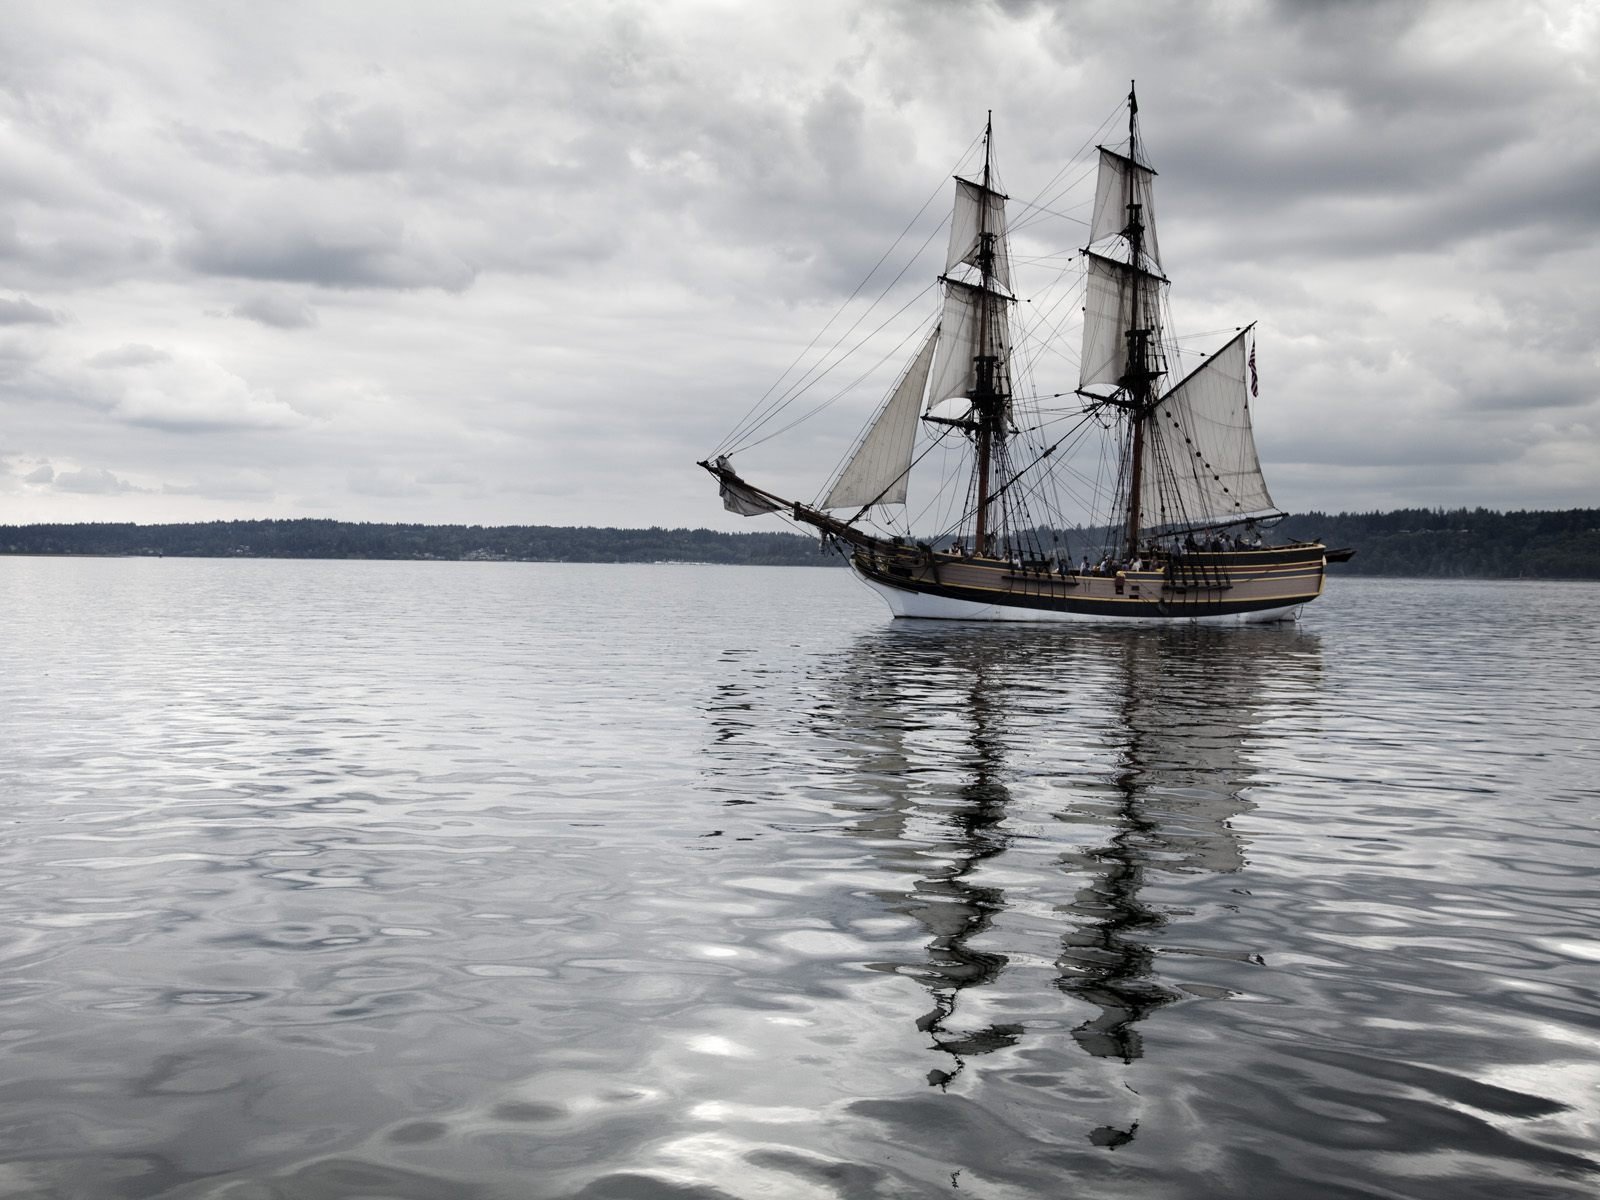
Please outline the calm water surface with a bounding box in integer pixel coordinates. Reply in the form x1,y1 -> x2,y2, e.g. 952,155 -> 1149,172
1,560 -> 1597,1199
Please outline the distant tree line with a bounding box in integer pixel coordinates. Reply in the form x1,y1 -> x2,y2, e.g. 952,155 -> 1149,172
0,519 -> 839,566
1272,508 -> 1600,579
2,508 -> 1598,577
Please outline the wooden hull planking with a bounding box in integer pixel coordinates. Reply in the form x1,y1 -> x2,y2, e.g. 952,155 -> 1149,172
848,544 -> 1326,624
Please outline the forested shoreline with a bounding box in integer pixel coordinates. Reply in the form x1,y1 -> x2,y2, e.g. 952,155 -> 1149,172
2,508 -> 1597,578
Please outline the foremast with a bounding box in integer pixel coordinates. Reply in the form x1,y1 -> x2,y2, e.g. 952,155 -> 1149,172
920,114 -> 1012,557
969,113 -> 1006,559
1120,87 -> 1154,560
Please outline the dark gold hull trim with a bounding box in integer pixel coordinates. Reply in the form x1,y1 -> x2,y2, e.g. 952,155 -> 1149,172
849,543 -> 1327,624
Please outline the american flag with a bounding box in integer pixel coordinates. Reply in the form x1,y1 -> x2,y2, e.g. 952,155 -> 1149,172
1248,344 -> 1258,398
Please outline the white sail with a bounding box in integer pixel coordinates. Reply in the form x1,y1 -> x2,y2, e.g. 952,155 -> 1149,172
1139,331 -> 1276,529
928,279 -> 1011,406
1079,252 -> 1165,392
945,179 -> 1011,292
1089,147 -> 1161,272
822,329 -> 938,510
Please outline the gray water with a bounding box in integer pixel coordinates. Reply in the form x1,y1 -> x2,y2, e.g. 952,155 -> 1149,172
1,559 -> 1597,1199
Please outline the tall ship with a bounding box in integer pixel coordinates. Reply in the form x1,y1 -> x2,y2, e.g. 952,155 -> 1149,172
701,89 -> 1348,623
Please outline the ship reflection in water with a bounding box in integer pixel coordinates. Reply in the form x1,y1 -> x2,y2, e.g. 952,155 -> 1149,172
805,621 -> 1322,1117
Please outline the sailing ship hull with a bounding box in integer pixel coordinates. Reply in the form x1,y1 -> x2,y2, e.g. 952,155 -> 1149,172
849,543 -> 1325,625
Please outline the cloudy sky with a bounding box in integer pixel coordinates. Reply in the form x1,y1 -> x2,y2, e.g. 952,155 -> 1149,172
2,0 -> 1596,531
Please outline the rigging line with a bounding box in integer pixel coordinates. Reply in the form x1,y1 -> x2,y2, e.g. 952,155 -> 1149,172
771,213 -> 946,397
715,164 -> 964,456
1007,198 -> 1090,227
812,327 -> 938,505
1013,313 -> 1083,372
1093,420 -> 1119,547
1010,256 -> 1089,276
1014,256 -> 1086,329
1009,168 -> 1099,236
1042,466 -> 1102,519
908,429 -> 964,536
721,129 -> 988,453
1006,266 -> 1084,397
933,410 -> 1101,545
1010,312 -> 1084,382
737,292 -> 937,455
823,367 -> 956,517
1014,413 -> 1084,435
1013,161 -> 1104,239
1011,275 -> 1083,342
1077,428 -> 1110,536
1013,434 -> 1075,538
1000,419 -> 1100,523
716,138 -> 978,455
1010,255 -> 1084,270
719,230 -> 945,455
728,278 -> 938,458
1013,102 -> 1125,226
934,430 -> 989,544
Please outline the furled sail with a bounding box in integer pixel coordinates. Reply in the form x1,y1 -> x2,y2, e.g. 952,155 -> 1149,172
945,179 -> 1011,292
1079,252 -> 1166,392
928,279 -> 1012,406
1139,331 -> 1276,529
821,329 -> 938,510
1088,147 -> 1161,272
714,456 -> 783,517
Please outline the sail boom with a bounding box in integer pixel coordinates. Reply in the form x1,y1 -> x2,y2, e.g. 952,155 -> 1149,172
951,174 -> 1010,199
1081,248 -> 1168,286
937,275 -> 1016,302
1093,145 -> 1158,176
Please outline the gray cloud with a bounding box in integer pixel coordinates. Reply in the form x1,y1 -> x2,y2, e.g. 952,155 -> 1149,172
87,344 -> 171,368
231,294 -> 319,329
54,466 -> 140,494
162,470 -> 276,501
182,202 -> 476,292
0,0 -> 1593,529
348,468 -> 427,498
301,97 -> 410,173
0,296 -> 61,325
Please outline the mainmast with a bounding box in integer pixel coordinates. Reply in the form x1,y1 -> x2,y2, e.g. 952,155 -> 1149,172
972,112 -> 1003,558
1121,83 -> 1153,561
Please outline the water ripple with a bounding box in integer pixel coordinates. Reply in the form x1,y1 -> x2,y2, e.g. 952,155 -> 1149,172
0,561 -> 1596,1197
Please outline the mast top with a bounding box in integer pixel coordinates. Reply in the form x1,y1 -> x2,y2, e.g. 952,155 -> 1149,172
1128,81 -> 1141,161
983,111 -> 993,188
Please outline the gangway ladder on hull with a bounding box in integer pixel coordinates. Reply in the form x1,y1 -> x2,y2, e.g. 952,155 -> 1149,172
1163,555 -> 1233,604
1002,561 -> 1079,602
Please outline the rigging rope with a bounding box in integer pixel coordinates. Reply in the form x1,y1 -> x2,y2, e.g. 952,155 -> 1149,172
715,134 -> 983,457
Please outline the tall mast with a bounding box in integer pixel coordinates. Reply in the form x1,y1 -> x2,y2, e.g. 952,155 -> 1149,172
1122,83 -> 1150,561
972,112 -> 1001,557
